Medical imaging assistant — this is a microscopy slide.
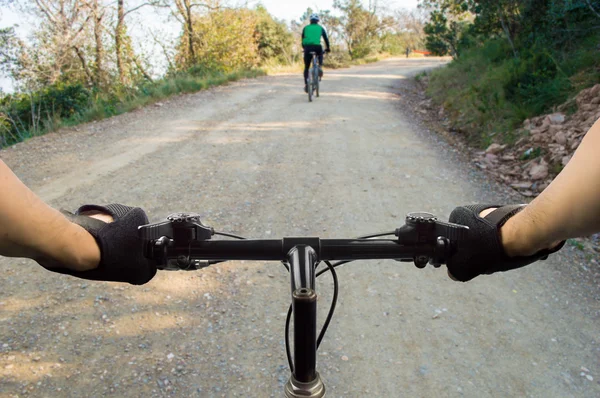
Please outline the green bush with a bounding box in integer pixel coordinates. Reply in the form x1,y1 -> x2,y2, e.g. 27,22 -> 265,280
0,83 -> 91,146
324,50 -> 352,69
0,69 -> 265,148
427,30 -> 600,147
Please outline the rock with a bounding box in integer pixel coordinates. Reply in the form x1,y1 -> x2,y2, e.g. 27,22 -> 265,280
529,161 -> 549,180
568,127 -> 583,136
484,153 -> 498,164
548,125 -> 562,135
530,133 -> 543,143
553,131 -> 567,145
562,155 -> 572,166
585,114 -> 598,128
570,139 -> 580,150
485,143 -> 505,154
545,113 -> 566,125
154,102 -> 164,107
529,127 -> 546,136
419,99 -> 433,108
582,103 -> 597,113
511,182 -> 532,190
535,182 -> 549,192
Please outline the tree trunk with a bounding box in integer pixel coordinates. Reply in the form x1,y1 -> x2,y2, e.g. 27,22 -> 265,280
498,6 -> 518,58
586,0 -> 600,19
185,0 -> 196,64
116,0 -> 126,85
73,46 -> 94,86
132,56 -> 153,82
92,0 -> 106,87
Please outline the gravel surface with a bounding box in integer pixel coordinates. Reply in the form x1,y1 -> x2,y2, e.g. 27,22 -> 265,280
1,58 -> 599,397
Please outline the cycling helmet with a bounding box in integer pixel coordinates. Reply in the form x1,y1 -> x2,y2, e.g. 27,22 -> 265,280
309,13 -> 320,22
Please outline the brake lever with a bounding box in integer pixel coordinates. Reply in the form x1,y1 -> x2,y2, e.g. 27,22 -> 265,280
395,212 -> 469,268
138,213 -> 214,266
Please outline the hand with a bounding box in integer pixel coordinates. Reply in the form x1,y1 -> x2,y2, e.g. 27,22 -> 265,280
325,48 -> 331,53
446,204 -> 564,282
39,204 -> 156,285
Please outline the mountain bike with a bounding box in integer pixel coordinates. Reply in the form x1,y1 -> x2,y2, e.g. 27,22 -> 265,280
139,211 -> 469,397
307,51 -> 322,102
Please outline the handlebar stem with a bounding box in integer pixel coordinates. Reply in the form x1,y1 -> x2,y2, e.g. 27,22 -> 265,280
286,244 -> 320,385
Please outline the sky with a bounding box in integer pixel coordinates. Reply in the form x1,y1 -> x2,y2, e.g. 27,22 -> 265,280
249,0 -> 420,22
0,0 -> 420,91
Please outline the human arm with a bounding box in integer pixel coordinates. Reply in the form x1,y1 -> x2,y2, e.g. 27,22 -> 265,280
301,26 -> 306,49
500,118 -> 600,256
0,159 -> 102,270
321,27 -> 331,51
0,159 -> 155,284
446,118 -> 600,281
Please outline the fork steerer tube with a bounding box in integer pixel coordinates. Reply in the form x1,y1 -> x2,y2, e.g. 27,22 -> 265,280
292,289 -> 317,382
287,245 -> 319,383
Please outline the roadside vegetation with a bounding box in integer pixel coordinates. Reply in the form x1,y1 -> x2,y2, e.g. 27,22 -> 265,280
0,0 -> 427,148
420,0 -> 600,146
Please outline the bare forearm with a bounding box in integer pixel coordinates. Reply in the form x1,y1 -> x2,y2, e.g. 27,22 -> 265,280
0,160 -> 99,270
503,119 -> 600,255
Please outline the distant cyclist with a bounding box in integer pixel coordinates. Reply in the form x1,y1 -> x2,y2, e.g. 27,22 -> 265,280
302,13 -> 331,93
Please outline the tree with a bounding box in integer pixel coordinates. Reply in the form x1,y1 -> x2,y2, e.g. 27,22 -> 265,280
177,8 -> 259,72
89,0 -> 108,87
333,0 -> 392,59
420,0 -> 472,57
156,0 -> 222,67
5,0 -> 92,88
254,6 -> 293,63
115,1 -> 156,85
387,8 -> 428,52
0,27 -> 19,76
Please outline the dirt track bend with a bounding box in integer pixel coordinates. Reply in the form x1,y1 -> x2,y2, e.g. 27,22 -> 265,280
1,58 -> 599,397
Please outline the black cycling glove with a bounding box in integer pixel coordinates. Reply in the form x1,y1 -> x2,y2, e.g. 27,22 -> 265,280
446,204 -> 564,282
41,204 -> 156,285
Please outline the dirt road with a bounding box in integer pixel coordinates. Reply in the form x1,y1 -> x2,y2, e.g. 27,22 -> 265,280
1,58 -> 599,397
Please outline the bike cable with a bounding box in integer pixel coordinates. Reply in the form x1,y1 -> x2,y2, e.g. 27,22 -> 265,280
285,230 -> 397,373
215,229 -> 397,374
213,231 -> 246,240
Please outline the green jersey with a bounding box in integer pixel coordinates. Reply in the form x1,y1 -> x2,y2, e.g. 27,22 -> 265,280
302,24 -> 326,47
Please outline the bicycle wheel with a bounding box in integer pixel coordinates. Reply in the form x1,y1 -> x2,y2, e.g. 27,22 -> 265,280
315,66 -> 320,98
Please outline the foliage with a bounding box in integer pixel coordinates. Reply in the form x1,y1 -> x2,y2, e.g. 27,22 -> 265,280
176,8 -> 260,73
254,6 -> 294,64
0,27 -> 18,75
333,0 -> 390,59
0,68 -> 264,147
423,10 -> 470,57
423,0 -> 600,145
0,83 -> 91,146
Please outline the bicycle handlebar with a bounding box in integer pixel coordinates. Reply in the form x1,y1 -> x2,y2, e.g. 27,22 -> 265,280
137,212 -> 470,397
138,212 -> 469,270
